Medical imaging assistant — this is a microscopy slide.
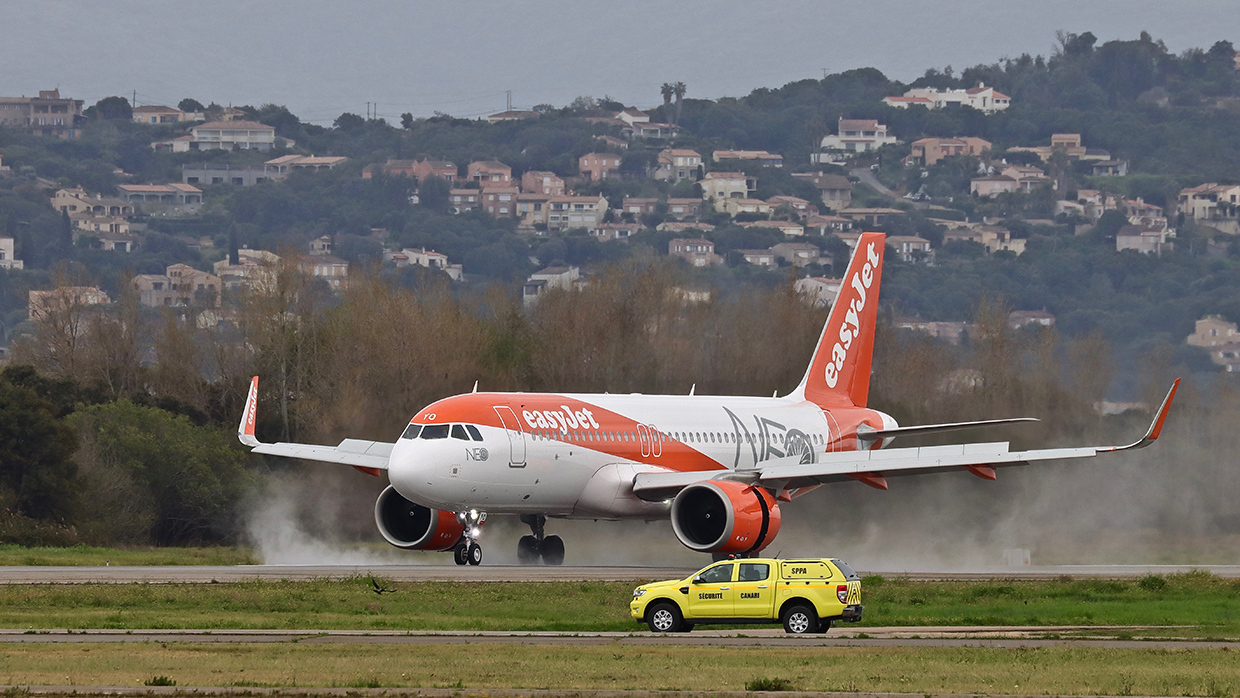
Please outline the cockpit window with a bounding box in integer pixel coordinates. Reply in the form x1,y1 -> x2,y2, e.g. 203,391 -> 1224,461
465,425 -> 483,441
400,424 -> 421,440
451,424 -> 469,441
420,424 -> 449,439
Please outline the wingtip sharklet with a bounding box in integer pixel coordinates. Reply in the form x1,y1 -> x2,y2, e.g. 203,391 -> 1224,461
1104,378 -> 1180,452
238,376 -> 261,447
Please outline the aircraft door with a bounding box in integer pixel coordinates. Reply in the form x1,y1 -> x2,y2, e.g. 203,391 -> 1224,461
637,424 -> 652,457
493,406 -> 526,467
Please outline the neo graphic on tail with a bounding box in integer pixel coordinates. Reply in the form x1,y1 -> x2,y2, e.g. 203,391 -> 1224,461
239,232 -> 1179,565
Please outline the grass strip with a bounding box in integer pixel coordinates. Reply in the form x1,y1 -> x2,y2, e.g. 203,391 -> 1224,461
0,545 -> 256,567
0,573 -> 1237,636
0,643 -> 1238,694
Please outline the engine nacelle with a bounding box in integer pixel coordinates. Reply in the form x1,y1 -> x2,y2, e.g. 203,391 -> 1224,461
670,480 -> 781,554
374,485 -> 464,551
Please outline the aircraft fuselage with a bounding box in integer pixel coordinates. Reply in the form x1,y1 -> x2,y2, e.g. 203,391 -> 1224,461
387,391 -> 895,518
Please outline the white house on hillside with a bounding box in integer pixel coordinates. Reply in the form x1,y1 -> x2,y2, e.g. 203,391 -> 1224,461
884,84 -> 1011,113
812,118 -> 899,164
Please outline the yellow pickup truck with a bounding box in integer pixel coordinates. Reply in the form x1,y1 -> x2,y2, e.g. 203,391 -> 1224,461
631,557 -> 863,634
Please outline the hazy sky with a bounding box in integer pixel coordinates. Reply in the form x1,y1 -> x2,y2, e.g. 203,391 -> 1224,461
3,1 -> 1235,124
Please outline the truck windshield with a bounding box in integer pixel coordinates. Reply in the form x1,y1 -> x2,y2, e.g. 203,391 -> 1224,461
833,560 -> 860,580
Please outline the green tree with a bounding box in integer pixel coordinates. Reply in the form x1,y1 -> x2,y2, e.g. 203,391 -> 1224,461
177,98 -> 205,113
333,112 -> 366,133
67,401 -> 258,545
400,112 -> 414,129
59,210 -> 73,256
91,96 -> 133,121
0,379 -> 78,523
672,82 -> 687,125
418,175 -> 451,213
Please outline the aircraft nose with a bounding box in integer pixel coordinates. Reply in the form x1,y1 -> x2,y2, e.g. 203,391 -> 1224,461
387,438 -> 429,489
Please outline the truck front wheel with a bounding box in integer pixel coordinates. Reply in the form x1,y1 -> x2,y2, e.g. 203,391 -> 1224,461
646,602 -> 684,632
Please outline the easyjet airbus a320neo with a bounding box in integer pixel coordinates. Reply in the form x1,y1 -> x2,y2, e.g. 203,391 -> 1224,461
239,232 -> 1179,566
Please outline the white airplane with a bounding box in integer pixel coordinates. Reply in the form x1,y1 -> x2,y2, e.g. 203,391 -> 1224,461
239,232 -> 1178,565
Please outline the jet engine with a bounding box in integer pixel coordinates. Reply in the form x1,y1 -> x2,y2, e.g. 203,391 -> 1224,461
670,480 -> 781,554
374,485 -> 465,550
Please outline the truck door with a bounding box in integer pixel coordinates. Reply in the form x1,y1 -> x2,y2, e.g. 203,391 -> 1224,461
686,562 -> 735,619
732,561 -> 775,618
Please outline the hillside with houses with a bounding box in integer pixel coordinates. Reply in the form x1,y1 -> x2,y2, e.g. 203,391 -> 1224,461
3,31 -> 1240,388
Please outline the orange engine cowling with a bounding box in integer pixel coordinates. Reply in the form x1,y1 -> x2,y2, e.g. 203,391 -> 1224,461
670,480 -> 781,554
374,485 -> 464,551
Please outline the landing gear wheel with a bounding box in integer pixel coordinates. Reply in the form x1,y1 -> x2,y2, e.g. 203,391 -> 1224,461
517,535 -> 540,565
781,604 -> 819,634
646,602 -> 684,633
540,534 -> 565,566
467,542 -> 483,566
452,544 -> 468,566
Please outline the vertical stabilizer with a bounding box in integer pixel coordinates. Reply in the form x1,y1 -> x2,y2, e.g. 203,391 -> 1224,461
791,232 -> 885,407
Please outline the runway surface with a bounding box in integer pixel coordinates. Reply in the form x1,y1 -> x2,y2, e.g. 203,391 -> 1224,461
0,626 -> 1233,649
1,564 -> 1238,584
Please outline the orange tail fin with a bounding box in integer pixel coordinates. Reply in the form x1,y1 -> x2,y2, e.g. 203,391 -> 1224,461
791,232 -> 885,408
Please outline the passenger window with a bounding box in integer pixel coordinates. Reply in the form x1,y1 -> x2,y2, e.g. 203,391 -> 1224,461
697,563 -> 734,584
400,424 -> 421,440
738,563 -> 769,582
420,424 -> 449,439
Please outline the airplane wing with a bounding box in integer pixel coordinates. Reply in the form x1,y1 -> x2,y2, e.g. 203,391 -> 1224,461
237,376 -> 392,474
633,379 -> 1179,500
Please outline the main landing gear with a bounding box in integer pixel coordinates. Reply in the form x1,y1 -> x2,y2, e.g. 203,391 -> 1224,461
452,509 -> 486,566
517,514 -> 565,566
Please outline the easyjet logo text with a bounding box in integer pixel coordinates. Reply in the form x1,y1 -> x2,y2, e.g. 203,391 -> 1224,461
825,242 -> 880,388
522,406 -> 601,434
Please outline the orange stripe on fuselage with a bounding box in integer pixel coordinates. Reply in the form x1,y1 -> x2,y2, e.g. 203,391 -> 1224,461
412,393 -> 726,473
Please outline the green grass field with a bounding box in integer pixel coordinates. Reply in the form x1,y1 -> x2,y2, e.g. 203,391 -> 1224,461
0,643 -> 1237,695
0,572 -> 1236,637
0,545 -> 256,567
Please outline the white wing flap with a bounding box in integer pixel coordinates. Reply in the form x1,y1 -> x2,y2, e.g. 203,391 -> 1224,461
631,442 -> 1100,500
758,441 -> 1098,482
252,439 -> 392,469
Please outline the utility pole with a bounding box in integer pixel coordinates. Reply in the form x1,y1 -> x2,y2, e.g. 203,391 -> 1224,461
133,89 -> 137,106
821,68 -> 829,79
506,90 -> 512,112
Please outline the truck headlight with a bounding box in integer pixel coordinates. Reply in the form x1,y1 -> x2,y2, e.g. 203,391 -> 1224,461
632,588 -> 647,598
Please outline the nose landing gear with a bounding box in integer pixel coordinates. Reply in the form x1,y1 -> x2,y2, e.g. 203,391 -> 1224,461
518,514 -> 565,566
452,509 -> 486,566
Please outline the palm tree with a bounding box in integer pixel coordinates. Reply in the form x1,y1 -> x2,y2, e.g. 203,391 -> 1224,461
673,82 -> 687,126
660,83 -> 674,112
